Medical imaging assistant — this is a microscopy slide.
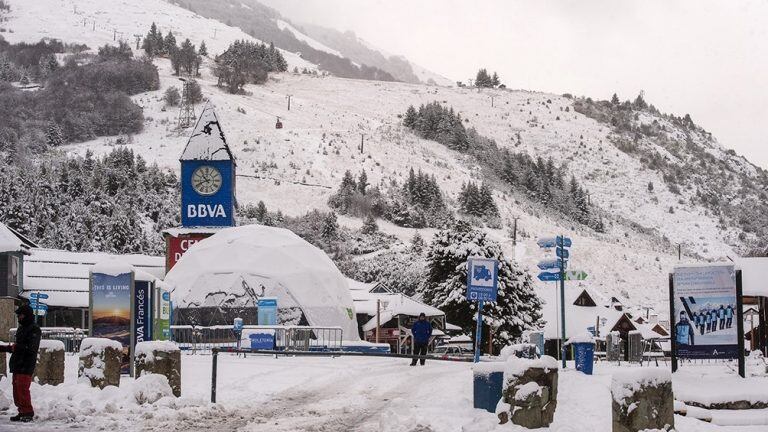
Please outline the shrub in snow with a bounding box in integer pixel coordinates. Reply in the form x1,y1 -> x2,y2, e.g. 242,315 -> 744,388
611,369 -> 674,432
498,343 -> 538,361
498,355 -> 559,428
78,338 -> 122,389
133,374 -> 173,405
134,341 -> 181,397
35,339 -> 65,386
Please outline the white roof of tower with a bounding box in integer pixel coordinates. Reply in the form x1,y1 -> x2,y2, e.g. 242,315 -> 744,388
179,101 -> 235,162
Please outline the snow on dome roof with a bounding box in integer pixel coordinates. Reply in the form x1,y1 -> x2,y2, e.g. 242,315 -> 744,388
179,101 -> 235,162
164,224 -> 359,340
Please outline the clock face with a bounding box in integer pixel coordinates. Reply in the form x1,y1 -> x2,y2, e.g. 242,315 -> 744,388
191,165 -> 223,196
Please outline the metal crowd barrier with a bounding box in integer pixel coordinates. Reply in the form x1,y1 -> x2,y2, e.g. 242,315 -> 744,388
9,327 -> 88,353
170,325 -> 343,354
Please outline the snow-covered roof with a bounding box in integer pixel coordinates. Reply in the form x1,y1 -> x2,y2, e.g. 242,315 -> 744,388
0,222 -> 32,254
165,224 -> 359,340
347,277 -> 444,325
537,285 -> 625,340
179,101 -> 235,162
22,248 -> 165,308
737,257 -> 768,297
162,227 -> 225,237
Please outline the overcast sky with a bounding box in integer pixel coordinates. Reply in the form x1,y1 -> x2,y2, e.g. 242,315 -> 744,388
261,0 -> 768,168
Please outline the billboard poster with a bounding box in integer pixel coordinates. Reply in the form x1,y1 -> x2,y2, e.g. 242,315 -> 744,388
154,288 -> 171,341
132,280 -> 152,350
90,271 -> 133,374
257,297 -> 278,325
672,264 -> 739,359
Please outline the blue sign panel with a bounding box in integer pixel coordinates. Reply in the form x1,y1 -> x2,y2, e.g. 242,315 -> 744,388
133,280 -> 152,346
556,247 -> 569,259
537,271 -> 561,282
537,259 -> 566,270
537,236 -> 572,248
257,297 -> 278,326
30,293 -> 49,300
249,332 -> 276,350
466,258 -> 499,302
181,160 -> 235,227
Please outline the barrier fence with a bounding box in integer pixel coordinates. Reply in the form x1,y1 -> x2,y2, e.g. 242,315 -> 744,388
10,327 -> 88,353
170,325 -> 344,354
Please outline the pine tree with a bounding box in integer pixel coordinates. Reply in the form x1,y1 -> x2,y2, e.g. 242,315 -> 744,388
321,212 -> 340,241
491,72 -> 500,87
142,22 -> 160,57
45,123 -> 65,147
403,105 -> 417,128
163,31 -> 177,56
611,93 -> 620,105
420,221 -> 543,350
357,170 -> 368,195
411,231 -> 425,253
164,86 -> 180,106
255,200 -> 267,222
198,40 -> 208,57
475,68 -> 493,88
361,214 -> 378,234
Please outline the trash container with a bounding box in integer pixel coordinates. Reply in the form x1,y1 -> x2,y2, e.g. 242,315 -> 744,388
473,364 -> 505,413
572,342 -> 595,375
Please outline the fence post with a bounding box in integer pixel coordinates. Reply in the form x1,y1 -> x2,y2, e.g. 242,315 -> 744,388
211,348 -> 218,403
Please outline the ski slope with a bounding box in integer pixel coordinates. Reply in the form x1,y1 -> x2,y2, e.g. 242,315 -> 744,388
3,0 -> 743,315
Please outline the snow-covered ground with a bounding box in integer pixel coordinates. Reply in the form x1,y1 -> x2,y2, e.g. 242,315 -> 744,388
1,354 -> 766,431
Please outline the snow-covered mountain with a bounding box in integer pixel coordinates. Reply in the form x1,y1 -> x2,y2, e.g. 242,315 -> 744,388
4,0 -> 766,318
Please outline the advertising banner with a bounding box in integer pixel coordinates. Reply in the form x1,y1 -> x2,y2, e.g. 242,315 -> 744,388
154,288 -> 171,341
257,297 -> 278,326
165,232 -> 212,271
90,271 -> 133,374
672,264 -> 740,359
132,280 -> 152,349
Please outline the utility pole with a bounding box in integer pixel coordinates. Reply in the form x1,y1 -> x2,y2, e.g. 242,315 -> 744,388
286,94 -> 293,111
678,244 -> 681,261
134,34 -> 142,50
511,216 -> 520,245
559,233 -> 567,369
490,95 -> 496,108
113,28 -> 117,41
376,299 -> 381,343
360,134 -> 364,154
92,21 -> 96,31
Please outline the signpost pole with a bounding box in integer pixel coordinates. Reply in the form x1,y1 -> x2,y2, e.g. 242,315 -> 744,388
736,270 -> 745,378
474,300 -> 484,363
669,273 -> 678,373
559,238 -> 566,369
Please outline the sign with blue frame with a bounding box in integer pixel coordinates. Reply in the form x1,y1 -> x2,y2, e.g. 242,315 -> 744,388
672,264 -> 741,360
537,236 -> 572,248
537,271 -> 561,282
30,293 -> 48,300
249,332 -> 276,350
257,297 -> 278,326
132,280 -> 152,348
556,247 -> 569,259
466,257 -> 499,302
181,159 -> 235,227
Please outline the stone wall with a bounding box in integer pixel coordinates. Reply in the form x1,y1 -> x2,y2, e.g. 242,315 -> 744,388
35,340 -> 65,385
498,356 -> 559,429
611,369 -> 674,432
78,338 -> 122,389
134,341 -> 181,397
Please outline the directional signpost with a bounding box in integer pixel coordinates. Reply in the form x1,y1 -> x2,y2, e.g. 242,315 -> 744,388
538,235 -> 572,368
564,270 -> 588,281
466,257 -> 499,363
29,292 -> 49,321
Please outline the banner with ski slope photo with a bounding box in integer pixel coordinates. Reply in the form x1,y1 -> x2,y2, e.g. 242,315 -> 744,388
671,264 -> 739,359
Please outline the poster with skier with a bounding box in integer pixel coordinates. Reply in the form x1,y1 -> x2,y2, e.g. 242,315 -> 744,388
671,264 -> 741,359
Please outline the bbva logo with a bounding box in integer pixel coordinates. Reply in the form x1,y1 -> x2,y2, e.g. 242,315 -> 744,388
187,204 -> 227,218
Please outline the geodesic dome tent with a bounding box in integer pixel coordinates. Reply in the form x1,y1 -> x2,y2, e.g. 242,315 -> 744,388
164,225 -> 360,340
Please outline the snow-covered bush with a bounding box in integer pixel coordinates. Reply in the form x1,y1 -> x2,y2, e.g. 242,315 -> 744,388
132,374 -> 173,404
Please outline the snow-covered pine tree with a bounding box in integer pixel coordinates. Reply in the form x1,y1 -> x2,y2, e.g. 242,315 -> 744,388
411,231 -> 425,253
198,40 -> 208,57
45,123 -> 65,147
357,169 -> 368,195
420,220 -> 543,350
403,105 -> 417,128
361,214 -> 378,234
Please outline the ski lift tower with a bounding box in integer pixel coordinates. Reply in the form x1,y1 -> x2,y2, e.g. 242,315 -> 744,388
178,77 -> 196,129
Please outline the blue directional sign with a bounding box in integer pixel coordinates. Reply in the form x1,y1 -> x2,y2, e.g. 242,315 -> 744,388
30,293 -> 49,300
537,258 -> 567,270
29,302 -> 48,310
556,247 -> 569,259
466,257 -> 499,302
537,272 -> 562,282
538,236 -> 572,248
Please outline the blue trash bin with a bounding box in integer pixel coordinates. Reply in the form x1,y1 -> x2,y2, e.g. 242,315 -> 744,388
473,370 -> 504,413
572,342 -> 595,375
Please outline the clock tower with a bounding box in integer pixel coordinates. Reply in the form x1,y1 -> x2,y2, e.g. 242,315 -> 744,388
179,101 -> 236,228
164,102 -> 236,272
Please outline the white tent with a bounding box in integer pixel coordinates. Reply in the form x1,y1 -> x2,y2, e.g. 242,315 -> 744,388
164,224 -> 360,340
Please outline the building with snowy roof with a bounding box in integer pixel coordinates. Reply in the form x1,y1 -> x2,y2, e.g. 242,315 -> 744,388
347,279 -> 446,353
164,224 -> 360,340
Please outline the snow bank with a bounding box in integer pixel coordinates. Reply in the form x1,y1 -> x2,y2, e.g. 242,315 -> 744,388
39,339 -> 65,351
91,258 -> 133,276
504,355 -> 559,379
565,332 -> 595,345
135,341 -> 180,361
472,361 -> 506,377
133,374 -> 174,405
514,381 -> 542,400
498,343 -> 538,360
611,369 -> 671,404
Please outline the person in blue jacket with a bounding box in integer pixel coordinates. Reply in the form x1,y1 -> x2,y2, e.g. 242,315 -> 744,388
410,313 -> 433,366
675,311 -> 695,346
718,305 -> 726,330
710,309 -> 719,333
704,309 -> 712,333
725,304 -> 734,328
693,312 -> 703,335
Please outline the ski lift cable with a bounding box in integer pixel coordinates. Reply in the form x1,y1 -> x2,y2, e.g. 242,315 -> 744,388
236,173 -> 332,189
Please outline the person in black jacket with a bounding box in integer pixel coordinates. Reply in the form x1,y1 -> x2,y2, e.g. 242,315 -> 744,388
0,304 -> 41,422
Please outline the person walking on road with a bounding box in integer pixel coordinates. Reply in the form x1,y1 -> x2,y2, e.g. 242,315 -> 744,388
410,313 -> 433,366
0,304 -> 41,422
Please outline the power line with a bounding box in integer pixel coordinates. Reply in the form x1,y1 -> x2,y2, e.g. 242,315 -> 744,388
236,173 -> 331,189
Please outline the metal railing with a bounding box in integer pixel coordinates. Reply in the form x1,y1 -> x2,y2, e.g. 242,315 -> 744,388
170,325 -> 343,354
9,327 -> 88,353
